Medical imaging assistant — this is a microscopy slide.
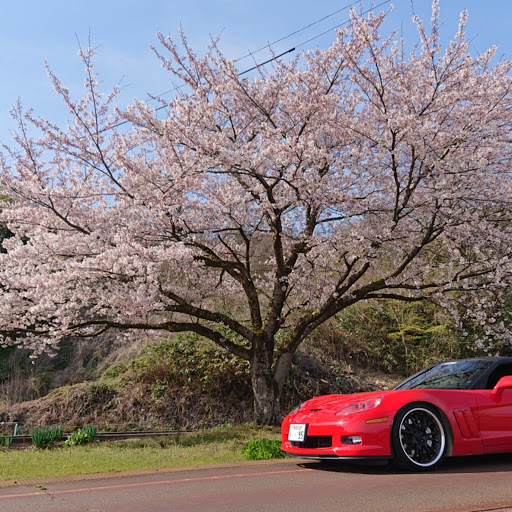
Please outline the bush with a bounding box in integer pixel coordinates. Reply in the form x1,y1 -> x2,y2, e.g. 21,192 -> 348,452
83,425 -> 97,439
64,425 -> 97,446
304,300 -> 476,376
107,334 -> 251,397
31,426 -> 63,448
241,438 -> 284,460
0,435 -> 12,448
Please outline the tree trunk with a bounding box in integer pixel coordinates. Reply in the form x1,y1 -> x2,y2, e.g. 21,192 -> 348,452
250,341 -> 294,425
251,368 -> 279,425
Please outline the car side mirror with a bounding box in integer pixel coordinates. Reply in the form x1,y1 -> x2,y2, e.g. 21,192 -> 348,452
491,375 -> 512,396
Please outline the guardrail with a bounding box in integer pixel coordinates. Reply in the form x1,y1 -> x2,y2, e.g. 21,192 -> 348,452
0,422 -> 20,436
9,430 -> 194,447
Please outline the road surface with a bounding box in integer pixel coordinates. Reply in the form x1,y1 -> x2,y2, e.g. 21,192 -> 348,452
1,454 -> 512,511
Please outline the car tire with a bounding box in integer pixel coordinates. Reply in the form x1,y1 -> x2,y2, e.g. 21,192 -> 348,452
391,403 -> 447,471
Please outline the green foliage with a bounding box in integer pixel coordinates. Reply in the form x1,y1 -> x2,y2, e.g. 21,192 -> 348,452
31,426 -> 63,448
241,438 -> 284,460
64,425 -> 97,447
82,425 -> 97,439
104,333 -> 250,396
317,299 -> 477,375
151,380 -> 168,400
0,436 -> 12,448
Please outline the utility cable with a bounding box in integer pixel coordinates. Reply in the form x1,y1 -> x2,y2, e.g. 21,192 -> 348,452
2,0 -> 391,159
234,0 -> 362,62
295,0 -> 391,50
149,0 -> 380,102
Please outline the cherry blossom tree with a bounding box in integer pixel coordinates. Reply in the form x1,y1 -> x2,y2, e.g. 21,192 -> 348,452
1,3 -> 512,423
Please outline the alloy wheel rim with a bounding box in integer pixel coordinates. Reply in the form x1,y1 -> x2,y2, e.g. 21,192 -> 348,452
399,407 -> 445,467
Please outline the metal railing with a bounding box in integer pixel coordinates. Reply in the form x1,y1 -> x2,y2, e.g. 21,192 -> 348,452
0,422 -> 20,436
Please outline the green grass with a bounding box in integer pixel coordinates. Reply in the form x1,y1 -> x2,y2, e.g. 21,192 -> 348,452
0,425 -> 283,481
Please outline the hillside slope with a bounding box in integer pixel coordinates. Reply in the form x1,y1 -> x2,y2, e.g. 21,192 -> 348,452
0,300 -> 490,430
0,334 -> 401,431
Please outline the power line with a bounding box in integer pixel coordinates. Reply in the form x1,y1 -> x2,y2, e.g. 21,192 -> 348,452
107,46 -> 296,128
149,0 -> 374,102
295,0 -> 392,50
138,0 -> 392,115
234,0 -> 363,63
238,47 -> 296,77
3,1 -> 391,160
62,3 -> 387,132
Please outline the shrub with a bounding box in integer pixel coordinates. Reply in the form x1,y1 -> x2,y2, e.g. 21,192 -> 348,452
31,426 -> 63,448
303,299 -> 476,376
64,425 -> 97,446
151,380 -> 168,400
82,425 -> 97,439
0,435 -> 12,448
241,438 -> 284,460
108,333 -> 251,397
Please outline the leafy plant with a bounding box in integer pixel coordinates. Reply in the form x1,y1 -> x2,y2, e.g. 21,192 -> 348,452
109,334 -> 251,397
0,436 -> 12,448
151,380 -> 168,400
31,426 -> 63,448
64,425 -> 97,446
303,299 -> 475,377
83,425 -> 97,439
241,438 -> 284,460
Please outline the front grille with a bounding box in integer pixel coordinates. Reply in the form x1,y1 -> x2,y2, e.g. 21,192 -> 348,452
290,435 -> 332,449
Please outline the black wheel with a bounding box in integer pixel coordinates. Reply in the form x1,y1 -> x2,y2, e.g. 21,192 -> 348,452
392,403 -> 447,471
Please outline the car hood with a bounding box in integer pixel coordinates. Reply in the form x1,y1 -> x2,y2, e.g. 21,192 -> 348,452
291,390 -> 388,416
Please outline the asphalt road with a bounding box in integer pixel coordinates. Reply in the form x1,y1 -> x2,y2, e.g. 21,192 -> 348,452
1,455 -> 512,512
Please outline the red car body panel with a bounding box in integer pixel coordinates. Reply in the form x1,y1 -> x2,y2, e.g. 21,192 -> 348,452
281,386 -> 512,460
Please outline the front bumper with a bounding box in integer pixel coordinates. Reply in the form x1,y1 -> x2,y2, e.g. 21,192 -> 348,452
281,414 -> 393,459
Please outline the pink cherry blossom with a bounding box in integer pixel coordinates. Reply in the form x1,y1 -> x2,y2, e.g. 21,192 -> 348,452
1,3 -> 512,423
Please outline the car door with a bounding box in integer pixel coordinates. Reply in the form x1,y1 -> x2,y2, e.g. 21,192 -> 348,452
476,365 -> 512,449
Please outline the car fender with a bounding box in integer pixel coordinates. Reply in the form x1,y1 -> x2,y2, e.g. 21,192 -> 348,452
386,389 -> 482,457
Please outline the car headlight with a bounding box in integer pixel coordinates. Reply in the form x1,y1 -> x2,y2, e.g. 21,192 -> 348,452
335,397 -> 382,416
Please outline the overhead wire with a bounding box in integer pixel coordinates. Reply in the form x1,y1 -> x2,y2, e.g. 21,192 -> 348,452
2,0 -> 391,162
295,0 -> 391,50
148,0 -> 384,103
143,0 -> 392,116
236,0 -> 363,62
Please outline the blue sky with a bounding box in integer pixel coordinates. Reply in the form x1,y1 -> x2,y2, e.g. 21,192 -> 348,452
1,1 -> 511,142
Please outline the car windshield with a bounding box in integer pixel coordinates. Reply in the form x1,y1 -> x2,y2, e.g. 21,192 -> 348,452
395,360 -> 494,390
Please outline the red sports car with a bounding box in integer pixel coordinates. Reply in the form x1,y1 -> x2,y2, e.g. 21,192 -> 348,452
281,357 -> 512,470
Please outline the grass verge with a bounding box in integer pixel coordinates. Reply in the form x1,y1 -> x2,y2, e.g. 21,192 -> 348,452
0,425 -> 283,481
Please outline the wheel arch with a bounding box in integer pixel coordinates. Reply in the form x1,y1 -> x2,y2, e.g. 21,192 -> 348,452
390,401 -> 454,458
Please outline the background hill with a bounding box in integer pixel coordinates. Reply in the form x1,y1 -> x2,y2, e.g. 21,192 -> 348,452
0,300 -> 506,431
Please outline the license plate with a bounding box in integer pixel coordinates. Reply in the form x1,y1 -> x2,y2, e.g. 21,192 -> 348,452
288,423 -> 307,442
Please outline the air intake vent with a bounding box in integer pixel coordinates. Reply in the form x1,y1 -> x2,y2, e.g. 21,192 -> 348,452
290,436 -> 332,449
